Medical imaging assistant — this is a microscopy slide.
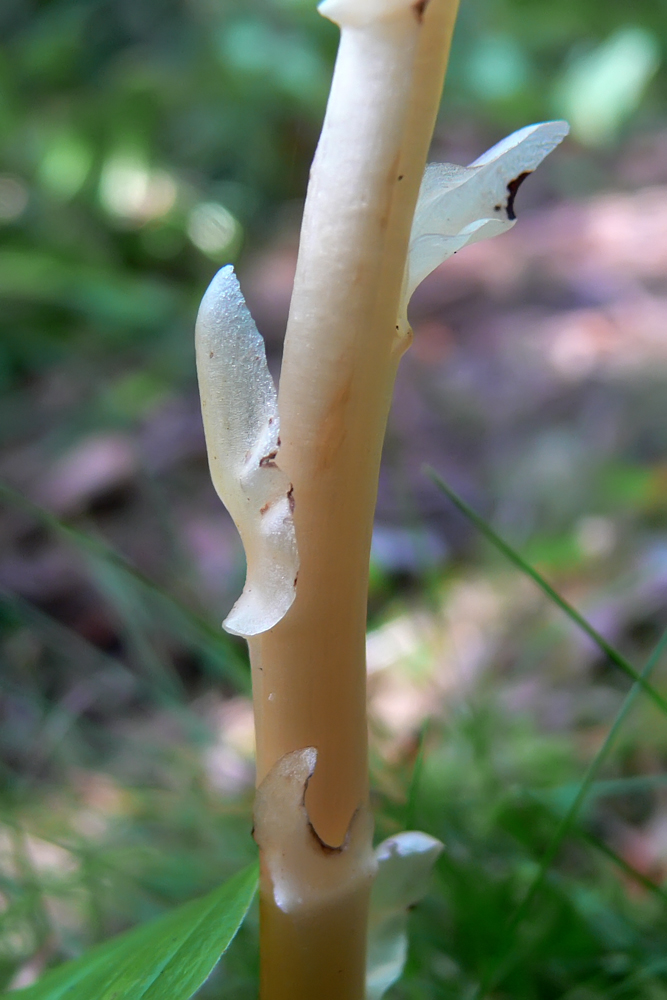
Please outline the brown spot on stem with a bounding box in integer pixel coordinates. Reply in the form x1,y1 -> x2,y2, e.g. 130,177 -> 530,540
398,174 -> 404,181
260,501 -> 270,515
317,375 -> 352,472
374,151 -> 402,234
209,351 -> 214,358
505,171 -> 532,221
412,0 -> 429,21
287,485 -> 295,514
259,449 -> 278,468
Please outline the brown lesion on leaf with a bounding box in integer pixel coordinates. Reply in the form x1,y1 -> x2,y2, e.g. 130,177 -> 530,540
259,483 -> 293,517
412,0 -> 429,21
505,171 -> 532,221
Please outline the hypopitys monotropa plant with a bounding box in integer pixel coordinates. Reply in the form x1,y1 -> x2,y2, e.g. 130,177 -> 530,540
195,0 -> 568,997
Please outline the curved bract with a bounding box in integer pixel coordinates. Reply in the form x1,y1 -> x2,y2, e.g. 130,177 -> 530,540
399,120 -> 570,330
195,266 -> 298,638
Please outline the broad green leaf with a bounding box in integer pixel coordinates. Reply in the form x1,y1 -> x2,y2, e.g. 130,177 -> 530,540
9,863 -> 258,1000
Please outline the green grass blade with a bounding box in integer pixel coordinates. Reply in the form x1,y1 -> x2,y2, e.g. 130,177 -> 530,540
0,589 -> 127,678
0,480 -> 248,692
526,788 -> 667,904
578,826 -> 667,906
607,957 -> 667,998
426,468 -> 667,716
404,720 -> 429,832
473,628 -> 667,998
546,772 -> 667,813
8,863 -> 258,1000
83,554 -> 186,701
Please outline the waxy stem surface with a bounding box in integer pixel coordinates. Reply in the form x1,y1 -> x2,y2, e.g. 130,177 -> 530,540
249,0 -> 460,997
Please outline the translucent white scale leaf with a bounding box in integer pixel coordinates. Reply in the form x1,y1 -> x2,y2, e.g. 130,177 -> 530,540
403,120 -> 569,309
253,748 -> 376,915
195,266 -> 298,638
366,831 -> 443,1000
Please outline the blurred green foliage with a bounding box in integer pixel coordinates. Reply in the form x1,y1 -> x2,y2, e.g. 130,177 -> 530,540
0,0 -> 336,397
0,0 -> 664,398
1,0 -> 667,997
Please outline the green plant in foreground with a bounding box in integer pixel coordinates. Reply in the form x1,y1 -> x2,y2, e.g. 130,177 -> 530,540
5,867 -> 259,1000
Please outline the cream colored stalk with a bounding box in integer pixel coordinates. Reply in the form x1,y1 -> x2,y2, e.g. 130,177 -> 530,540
248,1 -> 459,997
195,0 -> 568,994
253,0 -> 459,827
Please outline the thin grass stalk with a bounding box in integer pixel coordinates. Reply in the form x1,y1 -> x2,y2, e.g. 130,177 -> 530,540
474,629 -> 667,998
427,469 -> 667,714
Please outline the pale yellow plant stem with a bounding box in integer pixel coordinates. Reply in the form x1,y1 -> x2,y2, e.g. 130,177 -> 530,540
250,1 -> 460,996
